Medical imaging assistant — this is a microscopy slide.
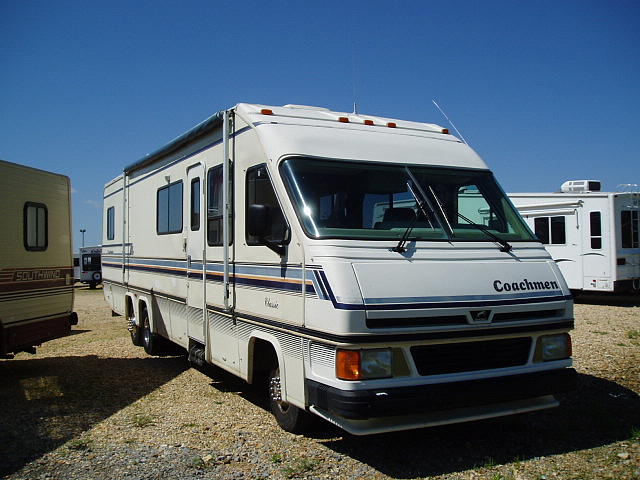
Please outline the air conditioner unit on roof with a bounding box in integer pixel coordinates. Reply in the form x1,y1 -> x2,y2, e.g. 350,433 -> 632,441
560,180 -> 601,193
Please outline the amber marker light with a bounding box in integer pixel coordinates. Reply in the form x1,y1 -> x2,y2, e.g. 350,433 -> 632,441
364,119 -> 374,126
338,116 -> 350,123
261,109 -> 273,115
336,349 -> 361,380
442,128 -> 449,134
387,122 -> 397,128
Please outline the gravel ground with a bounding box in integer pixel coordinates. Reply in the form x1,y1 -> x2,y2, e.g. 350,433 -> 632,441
1,287 -> 638,480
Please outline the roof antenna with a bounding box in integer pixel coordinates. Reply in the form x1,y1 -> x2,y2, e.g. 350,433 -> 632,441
352,42 -> 358,114
432,99 -> 468,145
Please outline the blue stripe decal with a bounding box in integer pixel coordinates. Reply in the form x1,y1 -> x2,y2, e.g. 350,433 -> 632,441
364,290 -> 565,304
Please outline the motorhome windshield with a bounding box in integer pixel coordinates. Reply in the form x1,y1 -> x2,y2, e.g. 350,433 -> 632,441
280,158 -> 535,242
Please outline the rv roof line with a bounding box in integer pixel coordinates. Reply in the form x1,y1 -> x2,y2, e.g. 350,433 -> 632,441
124,109 -> 227,174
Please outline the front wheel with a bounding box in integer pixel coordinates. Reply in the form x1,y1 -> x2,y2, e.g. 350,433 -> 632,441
268,366 -> 312,433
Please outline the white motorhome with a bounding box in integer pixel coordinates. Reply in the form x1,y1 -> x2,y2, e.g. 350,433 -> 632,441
510,181 -> 640,293
0,159 -> 77,358
102,103 -> 576,435
75,245 -> 102,288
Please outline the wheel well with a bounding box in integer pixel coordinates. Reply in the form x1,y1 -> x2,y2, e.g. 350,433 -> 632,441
249,338 -> 278,385
125,296 -> 134,320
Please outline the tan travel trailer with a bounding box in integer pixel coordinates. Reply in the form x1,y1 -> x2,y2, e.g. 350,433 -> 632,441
0,160 -> 77,358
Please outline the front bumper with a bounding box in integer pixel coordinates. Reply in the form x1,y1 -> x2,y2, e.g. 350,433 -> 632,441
306,368 -> 577,420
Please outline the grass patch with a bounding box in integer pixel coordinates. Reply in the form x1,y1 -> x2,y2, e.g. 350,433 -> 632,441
483,457 -> 498,468
271,453 -> 283,464
630,427 -> 640,440
131,413 -> 155,428
590,330 -> 609,336
282,457 -> 319,478
627,330 -> 640,339
67,437 -> 92,451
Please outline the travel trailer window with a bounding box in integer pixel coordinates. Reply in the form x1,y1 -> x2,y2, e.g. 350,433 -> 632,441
207,165 -> 233,246
280,158 -> 534,242
246,165 -> 288,245
621,210 -> 639,248
589,211 -> 602,249
191,178 -> 200,231
24,202 -> 47,251
106,207 -> 115,240
156,181 -> 183,234
534,216 -> 566,245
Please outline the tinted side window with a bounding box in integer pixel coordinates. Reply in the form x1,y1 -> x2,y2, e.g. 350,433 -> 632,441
550,216 -> 566,244
157,181 -> 183,234
590,211 -> 602,249
246,165 -> 287,245
534,217 -> 549,244
207,165 -> 233,246
621,210 -> 639,248
534,216 -> 565,245
107,206 -> 115,240
191,178 -> 200,231
24,202 -> 47,251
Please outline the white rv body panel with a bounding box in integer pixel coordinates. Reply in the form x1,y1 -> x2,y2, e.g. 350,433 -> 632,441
510,190 -> 640,292
0,159 -> 76,356
103,104 -> 576,434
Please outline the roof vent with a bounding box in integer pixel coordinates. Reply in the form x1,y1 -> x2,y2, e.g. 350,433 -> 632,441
560,180 -> 602,193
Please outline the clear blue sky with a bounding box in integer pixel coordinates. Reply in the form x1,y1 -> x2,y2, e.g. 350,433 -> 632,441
1,0 -> 638,249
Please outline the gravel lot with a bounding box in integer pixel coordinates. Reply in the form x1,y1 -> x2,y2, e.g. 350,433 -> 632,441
1,287 -> 638,480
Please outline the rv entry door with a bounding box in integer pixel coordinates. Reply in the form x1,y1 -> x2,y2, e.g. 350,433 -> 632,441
186,163 -> 206,344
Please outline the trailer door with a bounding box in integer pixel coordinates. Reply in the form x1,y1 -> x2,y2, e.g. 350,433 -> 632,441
186,163 -> 206,344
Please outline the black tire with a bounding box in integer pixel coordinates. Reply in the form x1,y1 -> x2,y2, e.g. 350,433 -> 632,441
268,366 -> 312,433
130,322 -> 143,346
141,308 -> 162,356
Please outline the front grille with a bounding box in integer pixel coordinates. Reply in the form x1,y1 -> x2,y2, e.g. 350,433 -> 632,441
410,337 -> 532,376
492,309 -> 562,323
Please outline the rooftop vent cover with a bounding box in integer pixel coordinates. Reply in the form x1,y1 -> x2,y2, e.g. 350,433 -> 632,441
561,180 -> 601,193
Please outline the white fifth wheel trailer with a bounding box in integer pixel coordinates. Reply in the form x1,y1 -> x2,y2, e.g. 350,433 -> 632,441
510,181 -> 640,293
102,103 -> 576,435
0,159 -> 77,358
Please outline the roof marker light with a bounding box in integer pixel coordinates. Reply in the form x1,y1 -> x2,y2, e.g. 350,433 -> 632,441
364,119 -> 374,126
442,128 -> 449,134
261,109 -> 273,115
339,117 -> 350,123
387,122 -> 397,128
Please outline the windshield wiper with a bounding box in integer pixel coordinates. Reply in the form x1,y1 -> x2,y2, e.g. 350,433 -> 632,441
456,212 -> 513,252
392,182 -> 434,253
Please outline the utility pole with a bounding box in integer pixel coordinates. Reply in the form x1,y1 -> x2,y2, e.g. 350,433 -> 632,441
80,229 -> 86,248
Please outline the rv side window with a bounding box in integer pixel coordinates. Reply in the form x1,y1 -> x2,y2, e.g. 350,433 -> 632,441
621,210 -> 639,248
534,216 -> 565,245
106,206 -> 115,240
589,211 -> 602,249
191,178 -> 200,231
24,202 -> 47,251
157,181 -> 183,235
207,165 -> 233,246
246,165 -> 287,245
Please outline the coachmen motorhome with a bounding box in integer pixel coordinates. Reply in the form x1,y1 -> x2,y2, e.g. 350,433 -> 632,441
102,103 -> 576,435
510,181 -> 640,293
0,159 -> 77,358
75,245 -> 102,289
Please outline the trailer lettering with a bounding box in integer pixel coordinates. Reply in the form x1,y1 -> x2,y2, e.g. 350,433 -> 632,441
493,279 -> 559,292
14,269 -> 62,281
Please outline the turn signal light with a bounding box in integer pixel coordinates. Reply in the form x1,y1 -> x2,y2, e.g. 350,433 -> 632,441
336,350 -> 361,380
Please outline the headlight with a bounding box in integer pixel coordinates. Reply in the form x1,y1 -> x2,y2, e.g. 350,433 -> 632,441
536,333 -> 571,361
336,348 -> 392,380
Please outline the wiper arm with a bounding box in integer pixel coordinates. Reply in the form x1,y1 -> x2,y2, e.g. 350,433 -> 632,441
457,211 -> 513,252
391,183 -> 428,253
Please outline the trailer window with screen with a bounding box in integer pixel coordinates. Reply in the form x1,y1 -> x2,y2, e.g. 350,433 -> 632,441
191,178 -> 200,231
534,216 -> 566,245
24,202 -> 47,251
106,206 -> 115,240
157,181 -> 183,234
207,165 -> 233,246
590,211 -> 602,249
621,210 -> 639,248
